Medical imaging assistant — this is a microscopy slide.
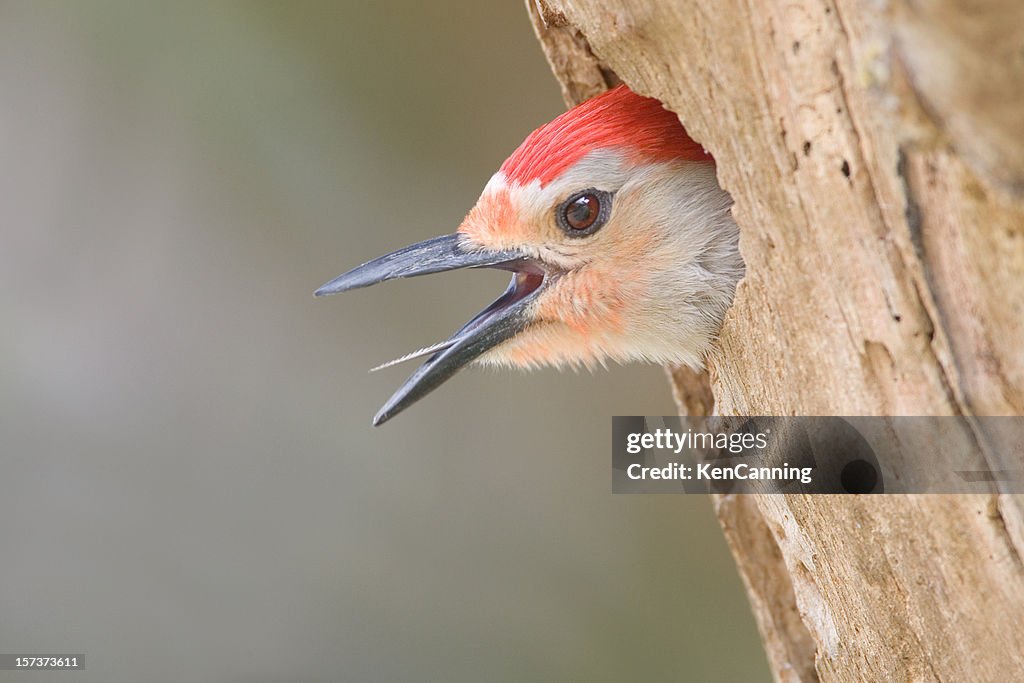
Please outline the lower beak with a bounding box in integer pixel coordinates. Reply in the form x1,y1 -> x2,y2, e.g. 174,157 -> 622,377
315,233 -> 546,425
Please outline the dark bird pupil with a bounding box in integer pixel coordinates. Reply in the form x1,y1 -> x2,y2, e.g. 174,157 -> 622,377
565,194 -> 599,230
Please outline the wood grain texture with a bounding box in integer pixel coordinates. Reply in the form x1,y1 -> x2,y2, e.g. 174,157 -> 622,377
527,1 -> 1024,680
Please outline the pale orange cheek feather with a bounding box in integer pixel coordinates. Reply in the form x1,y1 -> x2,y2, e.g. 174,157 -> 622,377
536,269 -> 625,334
456,189 -> 535,249
500,330 -> 587,368
499,265 -> 643,368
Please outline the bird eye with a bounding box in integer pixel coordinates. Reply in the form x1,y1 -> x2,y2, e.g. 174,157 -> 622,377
557,189 -> 611,236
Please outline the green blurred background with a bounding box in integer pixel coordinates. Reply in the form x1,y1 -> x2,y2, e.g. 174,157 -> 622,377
0,2 -> 767,680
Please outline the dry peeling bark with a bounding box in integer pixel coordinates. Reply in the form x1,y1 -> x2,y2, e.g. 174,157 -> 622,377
527,1 -> 1024,680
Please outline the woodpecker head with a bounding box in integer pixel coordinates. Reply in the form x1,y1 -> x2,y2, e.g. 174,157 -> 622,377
316,85 -> 742,425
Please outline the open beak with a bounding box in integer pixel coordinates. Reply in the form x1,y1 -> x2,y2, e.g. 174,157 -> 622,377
315,233 -> 546,425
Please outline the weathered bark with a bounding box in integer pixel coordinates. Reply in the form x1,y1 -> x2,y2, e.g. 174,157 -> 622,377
528,1 -> 1024,680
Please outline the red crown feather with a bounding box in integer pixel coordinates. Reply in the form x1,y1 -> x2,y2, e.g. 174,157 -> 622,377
500,85 -> 711,188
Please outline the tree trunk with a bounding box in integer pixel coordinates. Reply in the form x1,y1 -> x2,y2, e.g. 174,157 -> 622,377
527,1 -> 1024,680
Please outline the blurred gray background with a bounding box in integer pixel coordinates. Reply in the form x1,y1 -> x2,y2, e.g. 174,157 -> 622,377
0,2 -> 767,681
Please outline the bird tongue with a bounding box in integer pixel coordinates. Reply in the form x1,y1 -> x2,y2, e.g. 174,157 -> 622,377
369,271 -> 542,373
370,272 -> 545,426
369,339 -> 457,373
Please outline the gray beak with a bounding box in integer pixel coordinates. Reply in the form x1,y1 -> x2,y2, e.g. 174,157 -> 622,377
314,233 -> 525,296
315,233 -> 546,425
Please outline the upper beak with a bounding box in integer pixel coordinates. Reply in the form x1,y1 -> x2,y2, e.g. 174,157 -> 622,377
315,233 -> 546,425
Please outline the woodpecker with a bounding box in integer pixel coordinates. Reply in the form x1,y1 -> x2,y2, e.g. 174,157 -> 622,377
316,85 -> 742,425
